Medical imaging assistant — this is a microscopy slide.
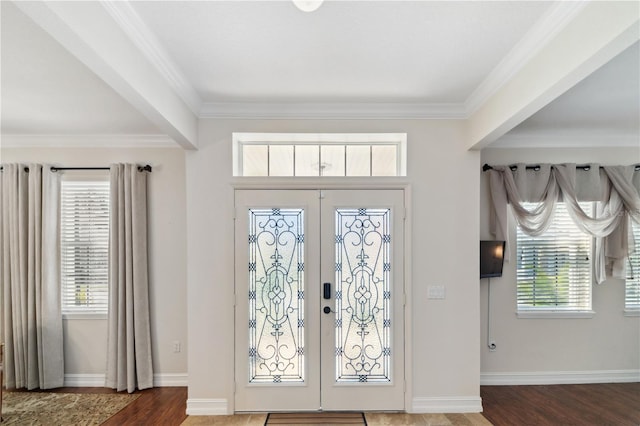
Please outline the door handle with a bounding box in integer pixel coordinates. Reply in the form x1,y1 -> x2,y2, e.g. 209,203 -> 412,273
323,306 -> 332,314
323,282 -> 331,300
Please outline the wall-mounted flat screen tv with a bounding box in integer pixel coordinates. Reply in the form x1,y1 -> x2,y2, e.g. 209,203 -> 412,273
480,240 -> 506,279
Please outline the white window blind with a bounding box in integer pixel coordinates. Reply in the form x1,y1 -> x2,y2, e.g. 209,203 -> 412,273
516,202 -> 592,311
61,181 -> 110,314
626,222 -> 640,311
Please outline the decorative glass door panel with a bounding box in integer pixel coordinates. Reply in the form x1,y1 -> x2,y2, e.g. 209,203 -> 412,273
248,208 -> 305,383
335,208 -> 391,383
235,189 -> 404,412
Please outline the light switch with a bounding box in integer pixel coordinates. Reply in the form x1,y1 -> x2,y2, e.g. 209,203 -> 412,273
427,285 -> 445,299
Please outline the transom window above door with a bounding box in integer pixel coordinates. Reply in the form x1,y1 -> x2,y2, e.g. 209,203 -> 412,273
233,133 -> 407,177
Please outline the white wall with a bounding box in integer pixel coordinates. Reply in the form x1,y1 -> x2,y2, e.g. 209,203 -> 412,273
0,146 -> 188,384
186,119 -> 481,414
480,147 -> 640,384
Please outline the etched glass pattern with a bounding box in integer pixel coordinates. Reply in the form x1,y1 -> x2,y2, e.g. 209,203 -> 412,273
248,208 -> 305,383
335,208 -> 392,382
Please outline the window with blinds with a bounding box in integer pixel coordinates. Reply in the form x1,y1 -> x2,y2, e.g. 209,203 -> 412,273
61,181 -> 110,314
516,202 -> 592,312
626,222 -> 640,311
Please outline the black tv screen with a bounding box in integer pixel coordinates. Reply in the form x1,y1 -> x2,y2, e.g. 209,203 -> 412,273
480,240 -> 505,278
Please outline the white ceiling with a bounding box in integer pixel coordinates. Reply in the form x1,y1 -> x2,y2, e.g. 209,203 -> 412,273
497,40 -> 640,148
130,1 -> 548,104
0,1 -> 160,136
0,0 -> 638,148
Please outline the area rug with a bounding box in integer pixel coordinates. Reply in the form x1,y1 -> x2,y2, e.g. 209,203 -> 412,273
1,391 -> 140,425
265,412 -> 366,425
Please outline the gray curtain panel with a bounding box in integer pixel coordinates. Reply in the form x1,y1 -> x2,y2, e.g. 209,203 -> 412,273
106,164 -> 153,393
0,164 -> 64,389
488,163 -> 640,284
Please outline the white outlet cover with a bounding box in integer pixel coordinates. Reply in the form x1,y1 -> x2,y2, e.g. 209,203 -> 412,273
427,285 -> 445,299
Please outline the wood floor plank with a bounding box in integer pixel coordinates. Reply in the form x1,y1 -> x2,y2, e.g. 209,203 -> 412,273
481,383 -> 640,426
42,386 -> 188,426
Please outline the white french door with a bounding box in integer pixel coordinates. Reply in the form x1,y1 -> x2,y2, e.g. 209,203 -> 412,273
234,189 -> 405,412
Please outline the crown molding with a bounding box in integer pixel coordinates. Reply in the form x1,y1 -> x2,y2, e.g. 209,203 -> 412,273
100,1 -> 202,115
464,1 -> 588,116
1,134 -> 179,148
199,101 -> 467,120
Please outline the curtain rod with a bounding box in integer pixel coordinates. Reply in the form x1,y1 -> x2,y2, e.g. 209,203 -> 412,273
482,163 -> 640,172
0,165 -> 152,173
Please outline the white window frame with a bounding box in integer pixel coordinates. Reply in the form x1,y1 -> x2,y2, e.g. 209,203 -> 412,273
61,173 -> 110,320
232,133 -> 407,177
514,202 -> 595,319
625,221 -> 640,316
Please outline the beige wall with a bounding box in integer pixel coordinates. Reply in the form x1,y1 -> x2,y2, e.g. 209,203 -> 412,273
186,119 -> 481,413
480,147 -> 640,380
6,140 -> 634,400
0,146 -> 188,382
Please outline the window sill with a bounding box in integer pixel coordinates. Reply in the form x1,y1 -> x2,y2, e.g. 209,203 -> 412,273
624,309 -> 640,317
516,310 -> 595,319
63,312 -> 107,320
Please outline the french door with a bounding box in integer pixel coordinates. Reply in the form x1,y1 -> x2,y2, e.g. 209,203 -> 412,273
234,189 -> 405,412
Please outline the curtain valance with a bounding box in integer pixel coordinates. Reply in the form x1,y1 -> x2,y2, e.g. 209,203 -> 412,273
486,163 -> 640,284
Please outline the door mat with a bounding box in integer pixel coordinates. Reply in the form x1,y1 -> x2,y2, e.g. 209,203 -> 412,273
265,412 -> 367,425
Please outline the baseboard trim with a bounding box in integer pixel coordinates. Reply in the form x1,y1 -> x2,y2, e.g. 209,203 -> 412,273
64,374 -> 106,387
153,373 -> 188,387
63,373 -> 188,387
186,398 -> 229,415
481,370 -> 640,385
411,396 -> 482,413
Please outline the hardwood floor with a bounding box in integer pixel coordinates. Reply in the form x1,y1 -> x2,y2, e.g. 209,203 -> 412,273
102,387 -> 188,426
6,383 -> 638,425
45,386 -> 188,426
481,383 -> 640,426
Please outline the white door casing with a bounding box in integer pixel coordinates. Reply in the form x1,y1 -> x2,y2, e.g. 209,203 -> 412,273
234,189 -> 404,412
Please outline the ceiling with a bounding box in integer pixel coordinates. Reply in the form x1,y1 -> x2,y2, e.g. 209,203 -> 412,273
1,1 -> 159,136
495,39 -> 639,148
129,1 -> 547,104
1,1 -> 638,149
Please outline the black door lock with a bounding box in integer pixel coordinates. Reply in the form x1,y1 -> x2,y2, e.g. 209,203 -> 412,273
323,282 -> 331,299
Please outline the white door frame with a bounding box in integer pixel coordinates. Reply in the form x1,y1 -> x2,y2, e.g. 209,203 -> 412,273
232,180 -> 413,413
